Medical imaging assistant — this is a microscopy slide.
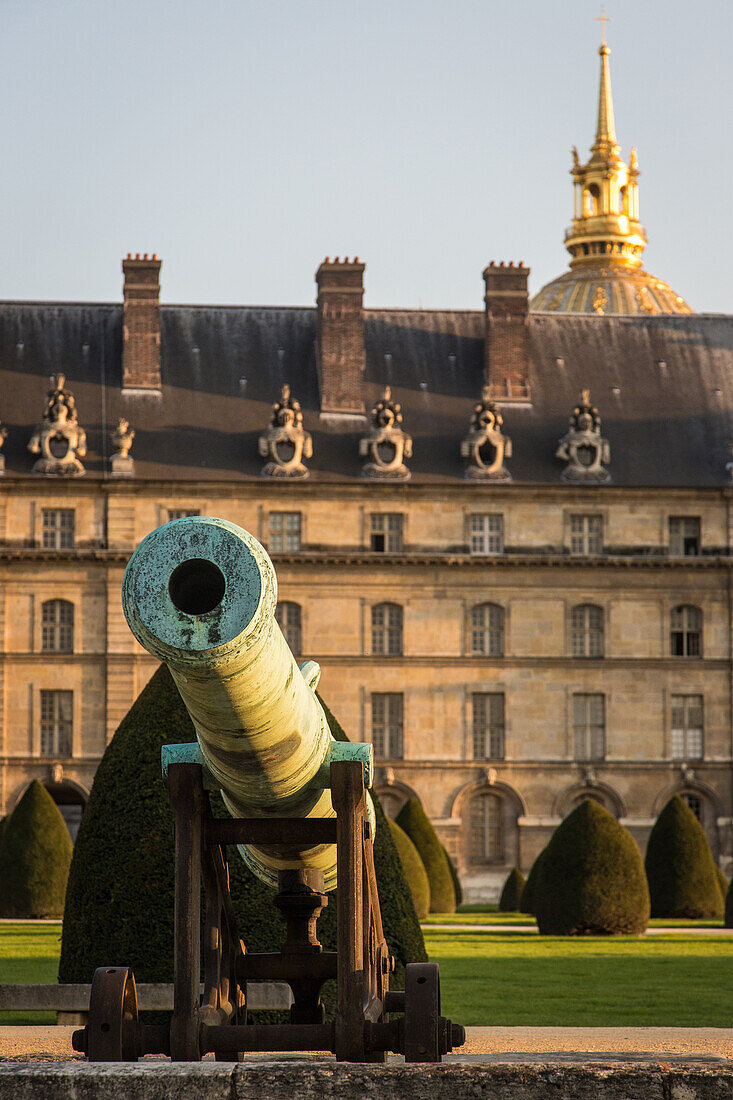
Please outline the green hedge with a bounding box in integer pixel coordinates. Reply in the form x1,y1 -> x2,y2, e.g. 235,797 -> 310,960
716,866 -> 728,904
60,666 -> 426,1006
0,780 -> 72,918
499,867 -> 526,912
386,818 -> 430,920
519,847 -> 546,916
396,799 -> 456,914
442,843 -> 463,906
535,800 -> 650,935
644,796 -> 724,919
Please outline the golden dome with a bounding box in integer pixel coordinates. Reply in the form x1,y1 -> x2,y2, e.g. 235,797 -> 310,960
531,262 -> 692,315
530,28 -> 692,316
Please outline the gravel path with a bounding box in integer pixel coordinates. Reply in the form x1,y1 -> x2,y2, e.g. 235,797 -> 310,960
1,1025 -> 731,1063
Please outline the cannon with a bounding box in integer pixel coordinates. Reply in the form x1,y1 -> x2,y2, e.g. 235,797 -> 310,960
72,516 -> 464,1063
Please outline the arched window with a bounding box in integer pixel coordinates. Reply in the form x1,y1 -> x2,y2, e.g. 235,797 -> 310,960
585,184 -> 600,215
378,790 -> 407,819
471,603 -> 504,656
41,600 -> 74,652
275,601 -> 302,654
570,604 -> 604,657
618,186 -> 627,215
371,603 -> 403,656
469,793 -> 504,863
671,605 -> 702,657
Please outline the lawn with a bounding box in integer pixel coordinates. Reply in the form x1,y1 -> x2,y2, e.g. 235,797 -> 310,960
424,927 -> 733,1026
0,920 -> 731,1028
0,923 -> 62,1024
422,907 -> 727,929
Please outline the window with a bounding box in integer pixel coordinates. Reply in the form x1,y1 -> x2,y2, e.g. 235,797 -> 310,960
41,600 -> 74,653
469,514 -> 504,555
167,509 -> 200,521
371,603 -> 403,656
472,693 -> 505,760
269,512 -> 301,552
569,514 -> 603,556
471,603 -> 504,657
42,509 -> 75,549
371,693 -> 403,759
573,693 -> 605,761
469,794 -> 504,863
570,604 -> 604,658
671,695 -> 703,760
370,513 -> 403,553
671,605 -> 702,657
275,601 -> 302,654
680,792 -> 702,821
669,517 -> 700,557
40,690 -> 73,756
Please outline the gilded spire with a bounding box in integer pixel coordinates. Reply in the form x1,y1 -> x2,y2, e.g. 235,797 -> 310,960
528,18 -> 693,316
593,24 -> 617,154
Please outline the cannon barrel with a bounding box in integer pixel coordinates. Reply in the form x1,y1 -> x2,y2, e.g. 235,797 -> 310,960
122,516 -> 373,891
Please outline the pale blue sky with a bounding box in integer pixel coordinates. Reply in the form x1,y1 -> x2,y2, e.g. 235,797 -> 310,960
1,0 -> 730,311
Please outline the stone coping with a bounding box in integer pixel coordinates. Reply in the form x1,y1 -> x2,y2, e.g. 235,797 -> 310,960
0,1061 -> 731,1100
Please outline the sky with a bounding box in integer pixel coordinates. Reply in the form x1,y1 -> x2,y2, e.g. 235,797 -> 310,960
0,0 -> 730,312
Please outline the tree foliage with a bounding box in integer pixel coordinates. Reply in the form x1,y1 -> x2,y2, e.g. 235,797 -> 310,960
499,867 -> 526,912
396,799 -> 456,914
535,800 -> 650,935
644,796 -> 724,919
386,817 -> 430,920
0,780 -> 72,918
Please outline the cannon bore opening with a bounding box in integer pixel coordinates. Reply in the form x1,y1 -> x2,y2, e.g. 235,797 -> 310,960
168,558 -> 226,616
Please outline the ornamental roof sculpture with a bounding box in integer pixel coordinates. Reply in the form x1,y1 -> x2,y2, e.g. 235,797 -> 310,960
556,389 -> 610,483
28,373 -> 87,476
460,385 -> 512,481
0,418 -> 7,475
110,417 -> 135,477
258,383 -> 312,479
359,385 -> 412,480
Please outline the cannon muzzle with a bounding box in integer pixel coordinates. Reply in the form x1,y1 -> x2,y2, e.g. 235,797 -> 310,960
122,516 -> 373,890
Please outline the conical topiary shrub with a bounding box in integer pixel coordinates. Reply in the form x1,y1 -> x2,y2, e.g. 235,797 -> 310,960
442,843 -> 463,907
499,867 -> 526,912
519,847 -> 547,915
644,796 -> 724,919
396,799 -> 456,914
60,666 -> 426,1001
535,800 -> 650,935
716,865 -> 728,904
387,818 -> 430,920
0,780 -> 72,918
726,878 -> 733,929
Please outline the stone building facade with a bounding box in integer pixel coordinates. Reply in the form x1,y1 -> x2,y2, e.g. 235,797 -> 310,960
0,36 -> 731,898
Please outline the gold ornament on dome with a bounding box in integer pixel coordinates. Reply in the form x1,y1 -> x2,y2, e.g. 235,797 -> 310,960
592,287 -> 608,314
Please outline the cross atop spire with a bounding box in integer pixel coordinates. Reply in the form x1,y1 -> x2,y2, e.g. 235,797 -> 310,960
595,7 -> 610,47
593,12 -> 617,154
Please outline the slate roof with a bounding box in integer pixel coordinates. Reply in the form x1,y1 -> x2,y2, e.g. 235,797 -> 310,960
0,301 -> 732,486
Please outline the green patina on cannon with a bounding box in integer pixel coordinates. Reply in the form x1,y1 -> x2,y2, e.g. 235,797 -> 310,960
73,517 -> 464,1064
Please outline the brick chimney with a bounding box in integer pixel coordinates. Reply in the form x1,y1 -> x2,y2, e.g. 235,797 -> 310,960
122,253 -> 162,392
483,262 -> 531,402
315,257 -> 366,417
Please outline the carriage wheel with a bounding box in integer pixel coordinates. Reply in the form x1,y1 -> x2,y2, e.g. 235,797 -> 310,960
403,962 -> 441,1062
87,966 -> 141,1062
